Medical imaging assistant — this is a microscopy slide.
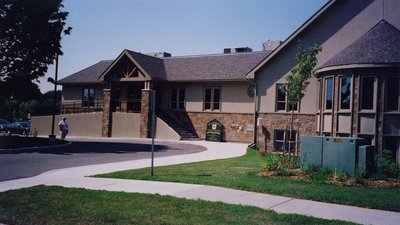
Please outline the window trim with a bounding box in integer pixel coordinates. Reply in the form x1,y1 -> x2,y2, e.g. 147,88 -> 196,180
203,87 -> 221,111
338,74 -> 353,111
323,76 -> 334,111
359,75 -> 377,112
275,83 -> 299,112
82,87 -> 95,107
385,76 -> 400,112
170,88 -> 185,111
273,129 -> 297,152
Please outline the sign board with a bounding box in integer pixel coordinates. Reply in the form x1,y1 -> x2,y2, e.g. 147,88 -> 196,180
206,119 -> 223,142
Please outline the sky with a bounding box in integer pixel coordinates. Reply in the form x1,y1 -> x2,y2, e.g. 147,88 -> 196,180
38,0 -> 328,93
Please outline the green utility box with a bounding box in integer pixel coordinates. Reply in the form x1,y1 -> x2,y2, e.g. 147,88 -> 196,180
301,136 -> 374,175
205,119 -> 223,142
300,136 -> 323,169
323,137 -> 365,174
358,145 -> 375,174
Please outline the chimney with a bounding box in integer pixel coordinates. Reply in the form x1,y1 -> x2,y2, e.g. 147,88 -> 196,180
146,52 -> 172,58
223,47 -> 252,54
262,40 -> 282,51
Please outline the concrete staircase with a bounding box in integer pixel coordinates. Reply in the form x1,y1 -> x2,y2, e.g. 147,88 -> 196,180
157,109 -> 200,140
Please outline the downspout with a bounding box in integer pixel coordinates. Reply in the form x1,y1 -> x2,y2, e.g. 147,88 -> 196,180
249,79 -> 258,149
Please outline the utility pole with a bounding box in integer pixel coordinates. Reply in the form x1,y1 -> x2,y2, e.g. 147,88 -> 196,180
49,53 -> 59,142
150,90 -> 156,176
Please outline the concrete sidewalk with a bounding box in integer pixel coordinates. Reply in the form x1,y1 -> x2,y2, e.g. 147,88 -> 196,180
1,139 -> 399,225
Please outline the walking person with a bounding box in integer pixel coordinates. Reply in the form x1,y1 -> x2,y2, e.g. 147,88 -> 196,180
58,117 -> 69,140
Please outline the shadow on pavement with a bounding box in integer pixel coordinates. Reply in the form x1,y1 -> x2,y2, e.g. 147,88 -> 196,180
0,141 -> 172,155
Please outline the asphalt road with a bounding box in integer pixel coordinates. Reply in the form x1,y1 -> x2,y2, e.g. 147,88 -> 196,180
0,139 -> 206,182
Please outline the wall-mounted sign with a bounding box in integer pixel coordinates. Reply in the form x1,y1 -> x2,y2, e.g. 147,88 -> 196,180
206,119 -> 223,142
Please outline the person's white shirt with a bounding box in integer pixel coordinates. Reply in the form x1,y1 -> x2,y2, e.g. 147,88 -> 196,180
58,119 -> 68,131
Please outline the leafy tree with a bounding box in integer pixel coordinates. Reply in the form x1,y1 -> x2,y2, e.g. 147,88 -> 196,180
282,42 -> 322,156
0,0 -> 71,119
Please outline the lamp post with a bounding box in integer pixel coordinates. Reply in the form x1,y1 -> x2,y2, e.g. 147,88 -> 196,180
48,53 -> 59,142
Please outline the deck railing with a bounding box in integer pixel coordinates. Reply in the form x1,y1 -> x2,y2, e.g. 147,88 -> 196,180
60,100 -> 104,114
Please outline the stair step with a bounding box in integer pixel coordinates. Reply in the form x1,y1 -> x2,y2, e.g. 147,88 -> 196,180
157,110 -> 199,139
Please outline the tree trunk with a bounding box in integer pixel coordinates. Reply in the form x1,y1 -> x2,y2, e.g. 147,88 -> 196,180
289,107 -> 294,158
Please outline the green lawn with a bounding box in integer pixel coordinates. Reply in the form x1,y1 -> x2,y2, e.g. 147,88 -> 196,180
97,149 -> 400,212
0,136 -> 66,149
0,186 -> 357,225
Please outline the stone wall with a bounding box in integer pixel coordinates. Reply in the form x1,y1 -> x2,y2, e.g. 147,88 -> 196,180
140,89 -> 151,138
256,113 -> 316,152
101,89 -> 111,137
173,112 -> 254,142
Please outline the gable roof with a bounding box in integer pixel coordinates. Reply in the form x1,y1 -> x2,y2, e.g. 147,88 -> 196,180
58,60 -> 113,84
125,50 -> 166,80
245,0 -> 337,79
317,20 -> 400,72
61,50 -> 270,84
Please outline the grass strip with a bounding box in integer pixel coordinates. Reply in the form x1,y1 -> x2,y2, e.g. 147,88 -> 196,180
97,149 -> 400,212
0,186 -> 357,225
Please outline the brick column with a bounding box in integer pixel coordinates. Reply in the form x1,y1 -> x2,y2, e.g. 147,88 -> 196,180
102,89 -> 112,137
140,89 -> 151,138
351,75 -> 360,136
377,75 -> 385,155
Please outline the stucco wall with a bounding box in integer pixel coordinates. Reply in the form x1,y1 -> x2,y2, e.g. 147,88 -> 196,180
159,82 -> 254,114
31,113 -> 103,137
155,118 -> 180,140
111,113 -> 140,137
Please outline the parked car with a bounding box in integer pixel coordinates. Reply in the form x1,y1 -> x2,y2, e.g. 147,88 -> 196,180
0,119 -> 10,132
5,122 -> 31,136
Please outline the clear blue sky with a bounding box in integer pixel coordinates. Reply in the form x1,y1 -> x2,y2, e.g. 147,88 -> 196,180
39,0 -> 328,93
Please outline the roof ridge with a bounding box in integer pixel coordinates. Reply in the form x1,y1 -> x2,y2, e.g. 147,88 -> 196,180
164,51 -> 270,59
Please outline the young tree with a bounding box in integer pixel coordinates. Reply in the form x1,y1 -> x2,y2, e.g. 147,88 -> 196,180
282,42 -> 322,156
0,0 -> 71,119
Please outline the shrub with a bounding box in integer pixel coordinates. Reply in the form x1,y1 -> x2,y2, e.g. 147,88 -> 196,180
260,153 -> 300,177
260,154 -> 281,172
376,149 -> 400,179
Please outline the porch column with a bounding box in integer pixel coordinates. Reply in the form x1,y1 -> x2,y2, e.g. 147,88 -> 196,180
140,88 -> 151,138
102,89 -> 112,137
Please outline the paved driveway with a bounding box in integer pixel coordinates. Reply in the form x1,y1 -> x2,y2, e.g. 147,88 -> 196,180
0,138 -> 206,182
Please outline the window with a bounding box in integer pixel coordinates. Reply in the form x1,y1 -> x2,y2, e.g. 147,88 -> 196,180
317,79 -> 322,110
274,129 -> 296,152
339,75 -> 352,110
170,88 -> 185,110
275,84 -> 298,112
204,87 -> 220,110
276,84 -> 286,111
386,77 -> 400,111
325,78 -> 333,110
82,88 -> 95,107
360,76 -> 375,110
384,137 -> 399,163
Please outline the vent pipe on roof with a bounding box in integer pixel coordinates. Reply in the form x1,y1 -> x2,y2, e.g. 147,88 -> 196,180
262,40 -> 282,51
223,47 -> 252,54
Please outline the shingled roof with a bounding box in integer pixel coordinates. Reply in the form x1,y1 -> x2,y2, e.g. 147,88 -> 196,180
163,51 -> 269,81
58,60 -> 113,84
60,50 -> 270,84
125,50 -> 166,80
319,20 -> 400,70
